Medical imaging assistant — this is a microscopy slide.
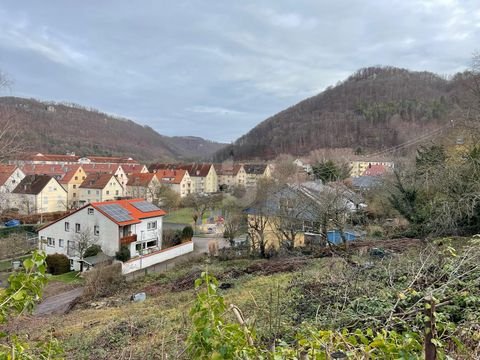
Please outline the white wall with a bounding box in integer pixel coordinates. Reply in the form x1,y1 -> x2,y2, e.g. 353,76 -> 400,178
127,216 -> 163,256
39,206 -> 120,259
122,241 -> 193,274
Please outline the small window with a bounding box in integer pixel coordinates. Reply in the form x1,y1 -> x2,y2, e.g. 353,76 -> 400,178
65,222 -> 70,232
74,176 -> 78,180
47,237 -> 55,247
115,190 -> 119,195
106,190 -> 110,195
147,221 -> 157,230
73,193 -> 76,198
75,223 -> 81,233
87,190 -> 91,195
88,208 -> 94,215
59,239 -> 64,247
96,190 -> 100,195
94,225 -> 99,236
73,185 -> 77,189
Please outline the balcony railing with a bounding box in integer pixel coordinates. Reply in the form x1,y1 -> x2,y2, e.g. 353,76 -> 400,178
120,234 -> 137,245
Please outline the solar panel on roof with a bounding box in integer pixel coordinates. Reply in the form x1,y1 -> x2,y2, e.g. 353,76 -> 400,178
97,204 -> 134,222
131,201 -> 161,213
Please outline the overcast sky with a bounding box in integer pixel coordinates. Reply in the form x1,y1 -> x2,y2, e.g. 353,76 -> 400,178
0,1 -> 479,142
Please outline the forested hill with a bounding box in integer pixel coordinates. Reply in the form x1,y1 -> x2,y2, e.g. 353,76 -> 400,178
214,66 -> 469,161
0,97 -> 226,161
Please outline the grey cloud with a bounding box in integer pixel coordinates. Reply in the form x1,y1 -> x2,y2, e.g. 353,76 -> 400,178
0,0 -> 478,142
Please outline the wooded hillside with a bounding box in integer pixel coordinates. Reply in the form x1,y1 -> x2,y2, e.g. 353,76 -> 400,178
215,66 -> 470,160
0,97 -> 226,161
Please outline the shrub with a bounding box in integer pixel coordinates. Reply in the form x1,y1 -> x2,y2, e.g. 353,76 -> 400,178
115,245 -> 131,262
181,226 -> 194,241
82,263 -> 125,301
84,244 -> 102,258
163,229 -> 182,249
46,253 -> 70,275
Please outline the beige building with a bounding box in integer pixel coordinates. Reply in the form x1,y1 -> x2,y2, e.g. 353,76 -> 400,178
349,160 -> 395,177
82,163 -> 128,188
155,169 -> 193,197
78,173 -> 124,205
149,163 -> 218,193
126,173 -> 161,202
243,164 -> 272,188
58,165 -> 87,208
214,164 -> 246,190
10,175 -> 67,214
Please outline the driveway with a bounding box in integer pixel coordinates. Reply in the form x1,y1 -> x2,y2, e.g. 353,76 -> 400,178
193,236 -> 230,254
34,287 -> 84,316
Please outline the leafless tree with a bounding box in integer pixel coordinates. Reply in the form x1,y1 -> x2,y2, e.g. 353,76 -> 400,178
72,227 -> 98,271
0,71 -> 23,162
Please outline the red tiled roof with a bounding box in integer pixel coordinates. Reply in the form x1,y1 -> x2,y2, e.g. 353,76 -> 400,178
214,164 -> 243,176
18,153 -> 138,165
59,165 -> 82,184
155,169 -> 187,184
363,164 -> 386,177
149,163 -> 212,177
127,173 -> 156,187
0,164 -> 17,187
121,164 -> 147,174
91,198 -> 166,226
83,156 -> 138,164
82,163 -> 121,175
20,164 -> 81,183
80,173 -> 117,189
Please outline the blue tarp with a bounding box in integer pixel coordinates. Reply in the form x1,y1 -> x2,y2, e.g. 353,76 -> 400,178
327,230 -> 359,245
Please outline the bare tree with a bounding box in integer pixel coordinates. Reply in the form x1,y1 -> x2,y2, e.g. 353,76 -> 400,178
72,227 -> 98,271
182,193 -> 223,231
0,71 -> 23,162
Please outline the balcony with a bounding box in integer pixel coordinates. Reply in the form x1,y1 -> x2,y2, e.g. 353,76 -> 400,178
120,234 -> 137,245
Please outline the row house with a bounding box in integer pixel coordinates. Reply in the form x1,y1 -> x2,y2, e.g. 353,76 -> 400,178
82,163 -> 128,188
349,160 -> 395,178
214,164 -> 246,190
126,173 -> 160,202
121,164 -> 149,175
78,173 -> 124,206
0,165 -> 26,210
10,175 -> 67,214
155,169 -> 193,197
149,163 -> 218,194
38,199 -> 166,271
243,164 -> 272,188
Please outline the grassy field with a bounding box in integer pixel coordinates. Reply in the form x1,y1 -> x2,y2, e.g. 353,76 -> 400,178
8,237 -> 480,359
164,207 -> 213,224
0,254 -> 31,272
49,271 -> 83,284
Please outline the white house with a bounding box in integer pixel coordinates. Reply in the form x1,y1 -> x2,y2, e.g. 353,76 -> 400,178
0,165 -> 26,210
38,199 -> 167,271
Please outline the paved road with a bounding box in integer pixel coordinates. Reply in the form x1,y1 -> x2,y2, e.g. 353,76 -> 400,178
34,287 -> 83,316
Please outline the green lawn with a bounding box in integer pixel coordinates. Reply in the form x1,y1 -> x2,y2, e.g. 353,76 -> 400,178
49,271 -> 83,284
164,207 -> 212,224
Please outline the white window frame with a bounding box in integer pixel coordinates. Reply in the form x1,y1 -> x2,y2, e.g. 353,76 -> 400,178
59,239 -> 64,247
47,237 -> 55,247
147,221 -> 157,230
75,223 -> 81,233
65,222 -> 70,232
88,208 -> 94,215
94,225 -> 99,236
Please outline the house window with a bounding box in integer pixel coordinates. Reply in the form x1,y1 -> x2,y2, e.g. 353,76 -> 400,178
96,190 -> 100,195
59,239 -> 64,247
74,176 -> 78,180
88,208 -> 94,215
75,223 -> 81,233
73,193 -> 76,198
73,185 -> 77,189
87,190 -> 91,195
65,222 -> 70,232
115,190 -> 119,195
106,190 -> 110,195
94,225 -> 99,236
47,237 -> 55,247
147,221 -> 157,230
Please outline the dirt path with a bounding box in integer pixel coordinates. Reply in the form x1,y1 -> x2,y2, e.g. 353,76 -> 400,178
34,287 -> 84,316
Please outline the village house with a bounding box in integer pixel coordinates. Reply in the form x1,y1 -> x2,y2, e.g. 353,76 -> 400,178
155,169 -> 193,197
243,164 -> 272,188
10,175 -> 67,214
58,165 -> 87,209
0,165 -> 26,210
214,163 -> 246,190
78,173 -> 124,205
82,163 -> 128,188
244,181 -> 364,250
121,164 -> 149,175
38,199 -> 167,271
149,163 -> 218,193
349,160 -> 394,177
126,173 -> 161,202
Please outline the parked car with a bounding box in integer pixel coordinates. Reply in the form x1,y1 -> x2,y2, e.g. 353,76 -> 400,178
4,219 -> 20,227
